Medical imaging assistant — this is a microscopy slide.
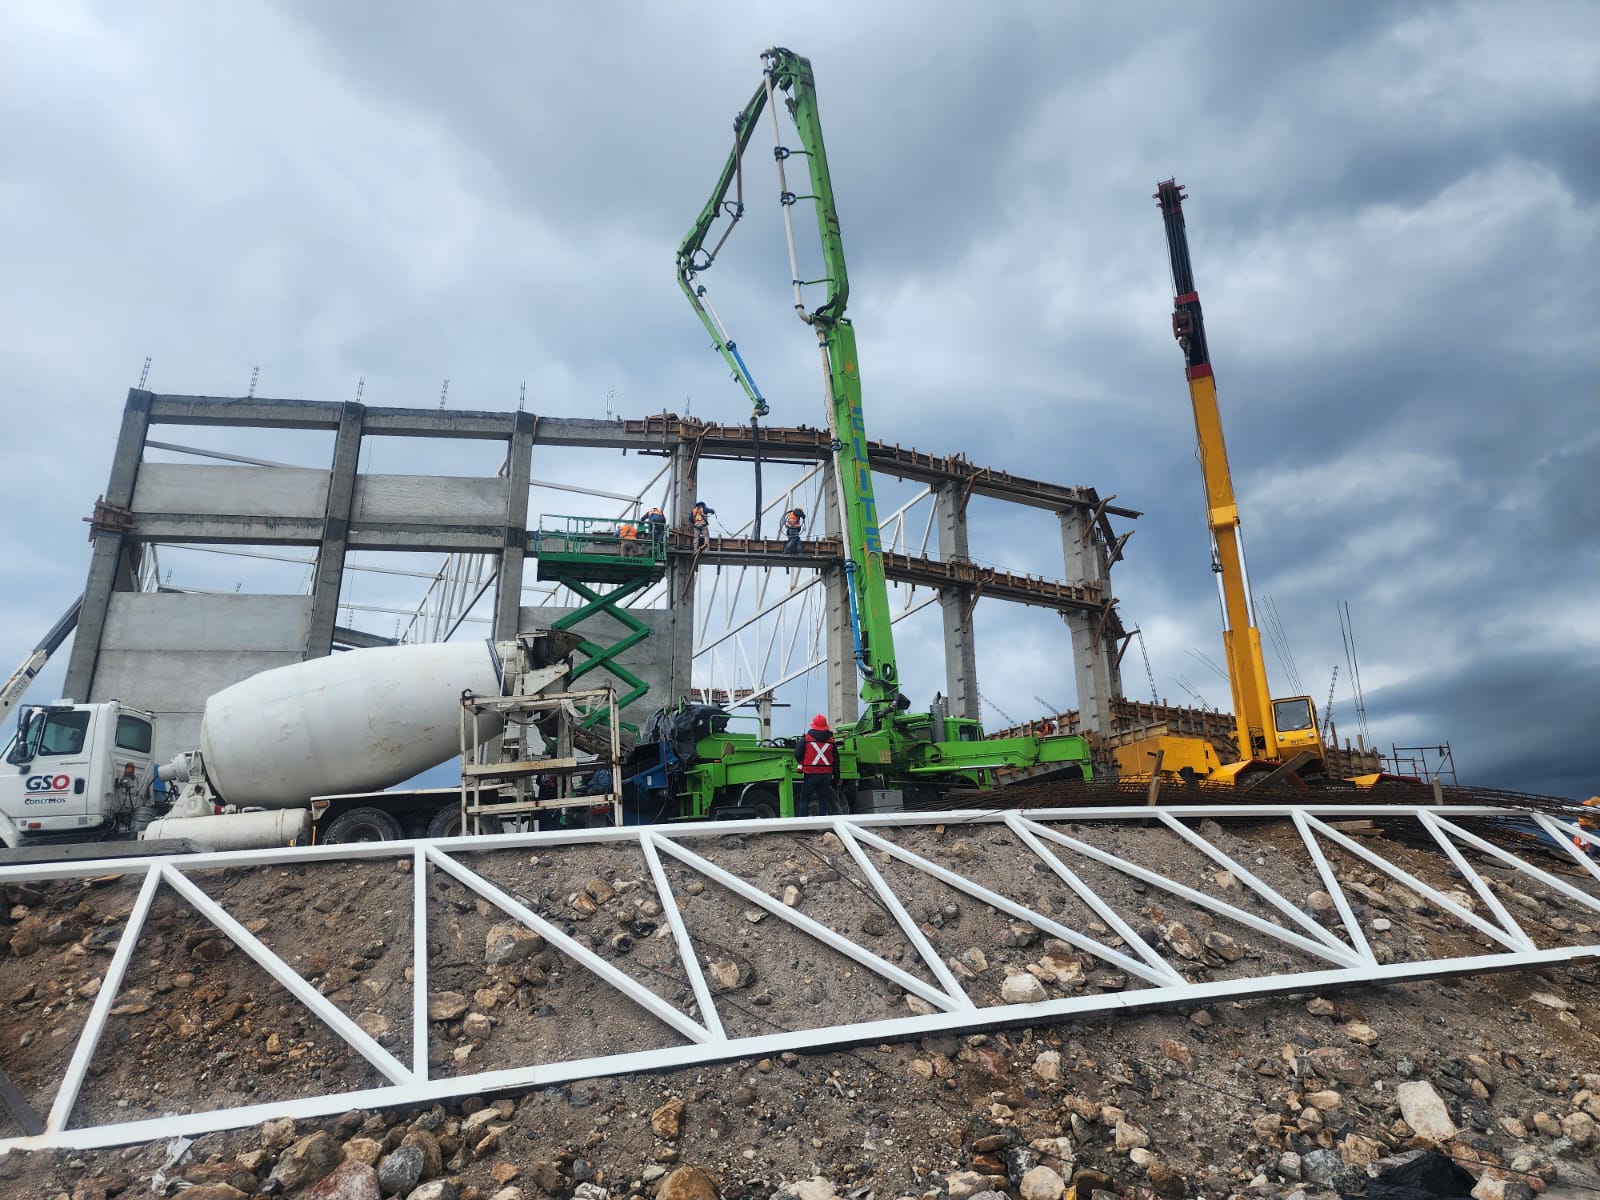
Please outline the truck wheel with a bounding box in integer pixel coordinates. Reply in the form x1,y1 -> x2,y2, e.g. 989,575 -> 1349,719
324,807 -> 404,843
744,788 -> 780,820
425,805 -> 464,840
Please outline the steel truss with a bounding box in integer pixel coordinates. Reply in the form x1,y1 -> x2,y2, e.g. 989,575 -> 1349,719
4,804 -> 1592,1154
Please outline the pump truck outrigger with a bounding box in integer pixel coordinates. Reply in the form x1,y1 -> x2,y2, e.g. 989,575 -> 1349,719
620,48 -> 1095,822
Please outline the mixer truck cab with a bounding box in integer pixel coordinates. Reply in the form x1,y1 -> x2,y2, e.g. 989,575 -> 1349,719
1,701 -> 156,847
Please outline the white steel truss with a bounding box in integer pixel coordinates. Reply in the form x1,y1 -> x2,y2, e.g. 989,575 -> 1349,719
0,804 -> 1594,1154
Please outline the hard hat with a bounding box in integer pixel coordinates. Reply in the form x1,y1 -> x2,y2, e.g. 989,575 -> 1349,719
793,506 -> 805,515
810,713 -> 829,730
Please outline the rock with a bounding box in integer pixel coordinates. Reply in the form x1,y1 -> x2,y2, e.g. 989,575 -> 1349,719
1472,1175 -> 1536,1200
1305,1089 -> 1342,1111
1033,1050 -> 1061,1081
1161,1038 -> 1192,1064
261,1117 -> 297,1148
266,1131 -> 343,1194
1397,1081 -> 1460,1143
1213,870 -> 1239,890
400,1129 -> 443,1180
1161,921 -> 1205,959
782,884 -> 802,907
1146,1162 -> 1188,1197
1019,1164 -> 1065,1200
485,923 -> 542,967
526,1162 -> 568,1194
180,1187 -> 247,1200
651,1097 -> 686,1140
302,1159 -> 381,1200
777,1178 -> 838,1200
584,877 -> 615,904
343,1137 -> 382,1166
1308,891 -> 1340,925
1528,991 -> 1571,1011
1128,1146 -> 1154,1168
407,1183 -> 459,1200
1278,1151 -> 1302,1180
1340,1133 -> 1384,1168
1303,1046 -> 1370,1085
1301,1148 -> 1345,1187
1342,1021 -> 1379,1046
1532,1111 -> 1562,1137
355,1011 -> 391,1040
1189,1008 -> 1213,1027
1114,1119 -> 1150,1152
1203,930 -> 1243,960
944,1171 -> 1006,1200
1002,972 -> 1047,1003
961,947 -> 989,972
427,991 -> 469,1021
573,1185 -> 608,1200
1561,1111 -> 1596,1148
707,959 -> 752,990
1373,917 -> 1392,931
378,1144 -> 425,1195
657,1165 -> 721,1200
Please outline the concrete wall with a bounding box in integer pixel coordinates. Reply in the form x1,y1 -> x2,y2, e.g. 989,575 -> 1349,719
89,593 -> 313,763
132,464 -> 330,519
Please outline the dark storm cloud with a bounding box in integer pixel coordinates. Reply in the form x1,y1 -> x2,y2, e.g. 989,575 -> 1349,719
1,1 -> 1594,794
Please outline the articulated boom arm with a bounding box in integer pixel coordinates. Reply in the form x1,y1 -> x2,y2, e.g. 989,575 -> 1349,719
680,49 -> 900,726
1155,180 -> 1279,760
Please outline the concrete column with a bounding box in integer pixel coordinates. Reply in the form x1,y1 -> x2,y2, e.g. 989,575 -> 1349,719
305,401 -> 365,657
934,483 -> 979,722
65,389 -> 153,701
494,410 -> 535,639
662,442 -> 697,704
1059,506 -> 1123,736
821,461 -> 858,725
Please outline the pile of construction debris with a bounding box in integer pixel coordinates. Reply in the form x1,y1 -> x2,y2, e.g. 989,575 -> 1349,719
0,815 -> 1595,1200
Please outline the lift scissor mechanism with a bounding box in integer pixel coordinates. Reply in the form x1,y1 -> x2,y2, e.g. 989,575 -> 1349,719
0,804 -> 1593,1153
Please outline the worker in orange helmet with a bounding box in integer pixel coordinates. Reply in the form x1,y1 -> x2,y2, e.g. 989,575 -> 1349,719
795,712 -> 839,817
782,506 -> 805,556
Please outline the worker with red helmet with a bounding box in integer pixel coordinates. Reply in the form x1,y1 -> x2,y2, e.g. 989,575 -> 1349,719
795,712 -> 839,817
782,506 -> 805,556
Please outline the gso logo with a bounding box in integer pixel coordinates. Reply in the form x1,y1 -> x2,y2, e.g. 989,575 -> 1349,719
25,774 -> 72,793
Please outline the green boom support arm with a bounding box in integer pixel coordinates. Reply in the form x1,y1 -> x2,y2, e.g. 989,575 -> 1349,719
677,48 -> 901,730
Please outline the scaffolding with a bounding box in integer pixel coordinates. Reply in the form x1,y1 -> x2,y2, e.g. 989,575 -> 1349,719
458,686 -> 622,832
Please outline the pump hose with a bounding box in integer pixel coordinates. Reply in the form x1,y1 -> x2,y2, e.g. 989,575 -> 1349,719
752,415 -> 762,539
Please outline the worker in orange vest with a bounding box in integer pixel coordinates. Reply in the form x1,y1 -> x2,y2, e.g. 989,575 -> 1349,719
794,713 -> 839,817
619,521 -> 638,556
691,501 -> 715,550
782,506 -> 805,556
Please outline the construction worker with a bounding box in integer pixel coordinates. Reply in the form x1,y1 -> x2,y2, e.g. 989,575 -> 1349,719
795,713 -> 839,817
691,500 -> 715,550
619,521 -> 638,555
782,506 -> 805,555
643,505 -> 667,548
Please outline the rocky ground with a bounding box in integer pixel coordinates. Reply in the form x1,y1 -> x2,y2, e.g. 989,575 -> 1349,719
0,815 -> 1596,1200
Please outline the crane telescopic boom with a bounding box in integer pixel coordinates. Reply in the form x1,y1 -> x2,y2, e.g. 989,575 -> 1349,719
1155,179 -> 1317,766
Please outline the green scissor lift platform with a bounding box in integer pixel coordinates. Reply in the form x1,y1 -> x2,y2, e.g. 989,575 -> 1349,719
532,515 -> 666,722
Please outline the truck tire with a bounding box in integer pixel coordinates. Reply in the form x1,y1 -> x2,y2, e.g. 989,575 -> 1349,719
425,805 -> 464,840
742,787 -> 780,820
324,806 -> 404,843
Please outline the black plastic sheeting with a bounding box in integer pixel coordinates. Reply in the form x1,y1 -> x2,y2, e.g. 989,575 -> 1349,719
1348,1151 -> 1477,1200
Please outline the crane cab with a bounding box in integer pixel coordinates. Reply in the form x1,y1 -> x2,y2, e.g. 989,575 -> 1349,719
1271,695 -> 1323,762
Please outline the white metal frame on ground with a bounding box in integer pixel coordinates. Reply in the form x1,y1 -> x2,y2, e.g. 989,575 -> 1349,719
0,805 -> 1594,1153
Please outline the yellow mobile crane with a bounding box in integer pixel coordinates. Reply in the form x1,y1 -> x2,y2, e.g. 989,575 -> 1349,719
1118,182 -> 1336,787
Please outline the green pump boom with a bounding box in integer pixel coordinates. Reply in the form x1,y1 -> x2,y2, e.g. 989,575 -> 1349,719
677,48 -> 901,728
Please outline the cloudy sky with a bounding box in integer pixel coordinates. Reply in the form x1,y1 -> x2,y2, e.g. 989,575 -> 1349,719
3,2 -> 1596,798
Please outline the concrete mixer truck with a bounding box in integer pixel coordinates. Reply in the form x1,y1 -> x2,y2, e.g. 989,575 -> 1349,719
0,632 -> 578,855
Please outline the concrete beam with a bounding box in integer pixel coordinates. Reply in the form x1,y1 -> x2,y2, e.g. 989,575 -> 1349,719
663,445 -> 696,704
65,390 -> 152,702
131,464 -> 330,519
495,412 -> 535,639
305,402 -> 364,658
149,394 -> 343,430
934,483 -> 979,722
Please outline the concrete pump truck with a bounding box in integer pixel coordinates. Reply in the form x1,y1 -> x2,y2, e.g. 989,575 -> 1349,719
620,48 -> 1095,821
